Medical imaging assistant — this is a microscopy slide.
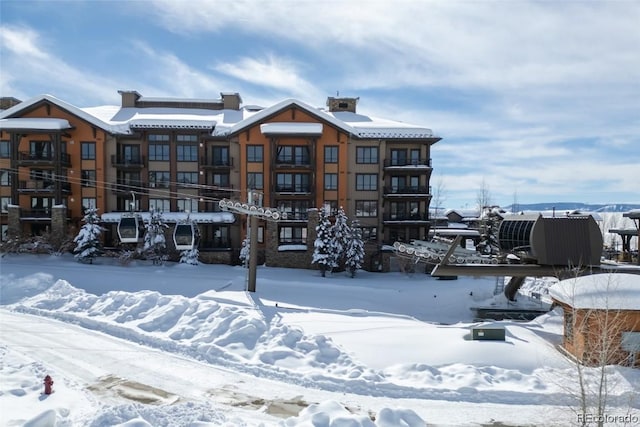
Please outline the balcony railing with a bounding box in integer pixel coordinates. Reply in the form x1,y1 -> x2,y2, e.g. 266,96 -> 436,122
111,155 -> 146,168
278,211 -> 309,221
383,213 -> 429,222
200,156 -> 233,169
110,180 -> 148,194
383,158 -> 432,168
201,185 -> 234,197
18,180 -> 71,193
275,158 -> 311,168
275,185 -> 311,193
383,186 -> 431,195
20,208 -> 52,218
18,151 -> 71,166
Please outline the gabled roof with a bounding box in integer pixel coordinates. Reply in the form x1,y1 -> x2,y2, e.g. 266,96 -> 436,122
217,98 -> 356,137
0,94 -> 121,134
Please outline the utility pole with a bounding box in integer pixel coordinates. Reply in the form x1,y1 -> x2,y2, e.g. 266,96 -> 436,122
219,193 -> 283,292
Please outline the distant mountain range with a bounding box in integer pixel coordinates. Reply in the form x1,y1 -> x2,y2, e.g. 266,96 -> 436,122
504,203 -> 640,213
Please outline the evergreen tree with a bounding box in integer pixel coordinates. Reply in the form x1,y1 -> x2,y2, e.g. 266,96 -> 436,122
312,207 -> 333,277
73,207 -> 105,263
477,205 -> 503,256
179,248 -> 200,265
142,208 -> 169,265
345,219 -> 365,278
330,207 -> 350,270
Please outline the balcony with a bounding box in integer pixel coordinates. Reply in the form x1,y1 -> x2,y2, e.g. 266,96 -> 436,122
383,213 -> 429,223
111,155 -> 146,169
275,185 -> 312,195
384,158 -> 432,168
200,185 -> 234,198
278,211 -> 309,221
200,156 -> 234,170
383,186 -> 431,197
17,151 -> 71,167
20,208 -> 52,219
110,180 -> 148,195
18,180 -> 71,194
274,158 -> 311,169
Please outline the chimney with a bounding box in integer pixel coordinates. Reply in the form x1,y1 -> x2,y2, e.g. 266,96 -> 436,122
118,90 -> 142,108
0,97 -> 22,110
326,96 -> 358,113
221,92 -> 242,110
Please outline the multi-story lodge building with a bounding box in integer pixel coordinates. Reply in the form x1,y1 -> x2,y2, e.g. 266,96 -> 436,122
0,91 -> 441,269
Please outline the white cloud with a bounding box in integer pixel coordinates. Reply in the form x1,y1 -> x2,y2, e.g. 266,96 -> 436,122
214,55 -> 324,101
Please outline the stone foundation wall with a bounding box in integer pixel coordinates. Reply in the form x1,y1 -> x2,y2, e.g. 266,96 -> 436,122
199,250 -> 235,265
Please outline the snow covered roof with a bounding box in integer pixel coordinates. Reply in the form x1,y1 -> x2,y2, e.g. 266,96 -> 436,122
0,118 -> 72,131
0,94 -> 118,133
548,273 -> 640,310
101,212 -> 236,224
220,98 -> 356,137
1,94 -> 439,142
260,122 -> 323,135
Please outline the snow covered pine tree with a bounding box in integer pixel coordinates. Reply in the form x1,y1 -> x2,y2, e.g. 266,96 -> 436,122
142,208 -> 169,265
345,219 -> 365,278
330,207 -> 350,271
73,207 -> 105,264
312,206 -> 333,277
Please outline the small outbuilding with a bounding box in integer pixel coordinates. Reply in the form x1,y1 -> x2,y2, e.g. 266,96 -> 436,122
549,273 -> 640,367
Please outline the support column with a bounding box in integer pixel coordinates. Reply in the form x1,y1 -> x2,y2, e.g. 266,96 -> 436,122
248,214 -> 258,292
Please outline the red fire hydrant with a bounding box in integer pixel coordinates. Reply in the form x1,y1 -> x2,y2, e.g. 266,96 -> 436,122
43,375 -> 54,395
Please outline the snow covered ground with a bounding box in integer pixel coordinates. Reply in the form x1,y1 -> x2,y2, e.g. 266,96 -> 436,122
1,254 -> 639,426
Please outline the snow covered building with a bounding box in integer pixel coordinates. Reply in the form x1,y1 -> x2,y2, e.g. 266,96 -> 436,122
549,274 -> 640,367
0,91 -> 440,268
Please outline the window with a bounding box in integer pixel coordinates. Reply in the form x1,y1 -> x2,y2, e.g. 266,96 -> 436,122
1,196 -> 11,213
361,227 -> 377,241
276,173 -> 310,192
323,200 -> 338,215
247,145 -> 263,162
355,200 -> 377,217
390,149 -> 407,166
177,198 -> 199,213
149,143 -> 169,161
0,170 -> 11,186
148,134 -> 170,143
324,173 -> 338,190
279,226 -> 307,244
177,172 -> 198,186
356,174 -> 378,191
277,200 -> 309,220
29,141 -> 52,159
276,145 -> 309,165
247,172 -> 263,190
211,225 -> 230,248
149,199 -> 170,212
0,141 -> 10,158
81,170 -> 96,187
149,171 -> 170,188
176,144 -> 197,161
324,146 -> 338,163
81,142 -> 96,160
356,146 -> 378,164
212,146 -> 230,166
81,198 -> 97,214
176,134 -> 198,143
213,173 -> 230,187
410,149 -> 421,165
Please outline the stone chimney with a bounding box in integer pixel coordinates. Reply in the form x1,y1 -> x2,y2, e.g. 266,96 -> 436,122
326,96 -> 359,113
221,92 -> 242,110
0,97 -> 22,110
118,90 -> 142,108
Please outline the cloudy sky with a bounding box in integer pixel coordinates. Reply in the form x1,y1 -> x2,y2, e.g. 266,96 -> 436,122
1,0 -> 638,209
